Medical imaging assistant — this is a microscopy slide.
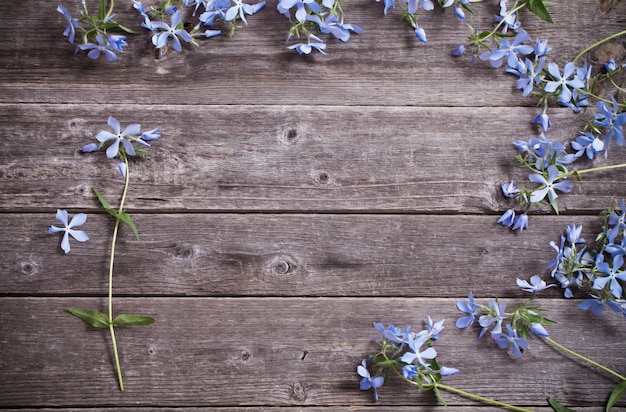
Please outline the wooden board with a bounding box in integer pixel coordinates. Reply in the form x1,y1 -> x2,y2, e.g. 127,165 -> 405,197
1,0 -> 625,409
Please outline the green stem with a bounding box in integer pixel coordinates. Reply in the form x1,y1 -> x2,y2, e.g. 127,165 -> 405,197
107,154 -> 131,392
573,30 -> 626,63
424,383 -> 535,412
382,352 -> 532,411
544,337 -> 626,382
572,163 -> 626,176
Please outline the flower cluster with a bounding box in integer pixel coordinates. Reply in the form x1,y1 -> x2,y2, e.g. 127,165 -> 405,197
374,0 -> 472,43
57,0 -> 134,61
358,320 -> 459,402
455,2 -> 626,231
278,0 -> 362,55
132,0 -> 265,57
546,202 -> 626,317
59,0 -> 480,58
456,291 -> 553,359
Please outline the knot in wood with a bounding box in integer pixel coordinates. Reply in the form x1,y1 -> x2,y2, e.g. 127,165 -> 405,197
290,382 -> 307,402
173,244 -> 196,260
240,351 -> 251,362
20,261 -> 39,276
266,254 -> 298,276
278,124 -> 305,145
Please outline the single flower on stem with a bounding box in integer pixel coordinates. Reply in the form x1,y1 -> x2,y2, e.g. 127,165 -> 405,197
49,209 -> 89,254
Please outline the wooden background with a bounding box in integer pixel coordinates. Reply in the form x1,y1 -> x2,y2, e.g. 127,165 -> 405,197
1,0 -> 625,410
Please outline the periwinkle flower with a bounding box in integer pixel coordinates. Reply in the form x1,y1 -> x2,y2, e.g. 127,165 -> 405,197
528,165 -> 573,205
400,334 -> 437,368
578,294 -> 605,316
511,213 -> 528,233
96,116 -> 143,159
357,359 -> 384,401
607,199 -> 626,243
456,291 -> 479,328
501,181 -> 519,199
497,209 -> 516,228
532,111 -> 551,131
57,4 -> 79,44
452,44 -> 466,57
571,132 -> 604,160
516,275 -> 555,293
593,255 -> 626,298
287,34 -> 327,55
77,34 -> 123,61
594,96 -> 626,152
479,30 -> 532,68
478,299 -> 506,338
224,0 -> 266,25
375,0 -> 396,15
151,11 -> 193,54
49,209 -> 89,254
544,62 -> 586,104
492,324 -> 528,359
426,317 -> 444,340
279,0 -> 322,22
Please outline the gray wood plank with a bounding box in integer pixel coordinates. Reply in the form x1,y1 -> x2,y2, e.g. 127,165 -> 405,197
2,104 -> 624,213
1,213 -> 610,297
0,0 -> 623,106
0,297 -> 624,408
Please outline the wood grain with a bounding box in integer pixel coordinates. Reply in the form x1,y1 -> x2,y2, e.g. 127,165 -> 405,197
0,297 -> 624,407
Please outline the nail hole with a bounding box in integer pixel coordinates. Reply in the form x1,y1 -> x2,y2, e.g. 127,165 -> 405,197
241,351 -> 251,362
300,351 -> 308,361
148,346 -> 156,355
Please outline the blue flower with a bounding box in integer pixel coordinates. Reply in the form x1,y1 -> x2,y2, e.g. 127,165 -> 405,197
507,57 -> 545,97
565,223 -> 585,244
479,30 -> 533,68
533,38 -> 551,56
151,11 -> 194,54
49,209 -> 89,254
439,366 -> 460,376
357,359 -> 384,401
501,181 -> 520,199
511,213 -> 528,233
307,14 -> 363,42
287,34 -> 327,55
400,334 -> 437,368
530,323 -> 549,337
402,364 -> 418,379
279,0 -> 322,22
413,24 -> 427,43
456,291 -> 479,328
224,0 -> 266,25
531,111 -> 551,132
594,96 -> 626,152
426,317 -> 444,340
96,116 -> 144,158
405,0 -> 434,14
373,322 -> 412,345
452,44 -> 466,57
516,275 -> 555,293
578,294 -> 606,316
497,209 -> 516,228
529,165 -> 573,205
544,62 -> 586,104
57,4 -> 79,44
607,199 -> 626,243
478,299 -> 506,338
593,255 -> 626,298
492,325 -> 528,359
571,132 -> 604,160
77,34 -> 123,61
375,0 -> 395,15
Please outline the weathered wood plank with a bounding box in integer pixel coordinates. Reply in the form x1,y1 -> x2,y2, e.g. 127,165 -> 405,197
0,0 -> 623,106
2,104 -> 624,213
1,213 -> 610,297
0,297 -> 624,408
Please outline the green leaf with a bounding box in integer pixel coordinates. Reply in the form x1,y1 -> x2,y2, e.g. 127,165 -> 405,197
606,380 -> 626,411
117,212 -> 140,241
67,308 -> 111,329
98,0 -> 106,20
112,314 -> 155,327
548,397 -> 577,412
92,187 -> 118,218
527,0 -> 554,23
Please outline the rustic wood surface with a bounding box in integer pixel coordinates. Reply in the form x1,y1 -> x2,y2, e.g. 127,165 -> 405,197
1,0 -> 625,410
